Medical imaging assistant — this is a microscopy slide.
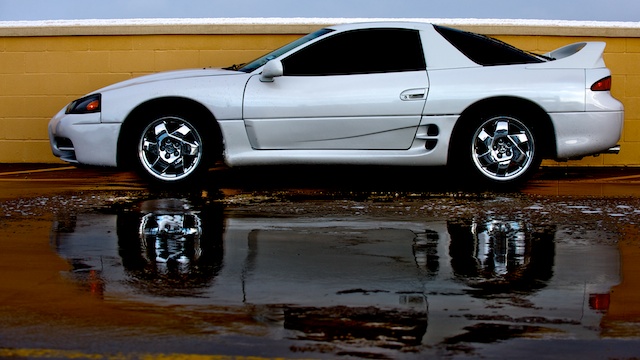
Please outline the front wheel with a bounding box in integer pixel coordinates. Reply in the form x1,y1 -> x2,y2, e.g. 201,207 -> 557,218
456,115 -> 541,186
136,115 -> 208,183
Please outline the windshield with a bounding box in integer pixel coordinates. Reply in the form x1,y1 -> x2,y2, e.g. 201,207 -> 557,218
234,28 -> 334,73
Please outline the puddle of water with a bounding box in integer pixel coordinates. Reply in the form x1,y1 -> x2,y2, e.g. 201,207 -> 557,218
41,198 -> 626,356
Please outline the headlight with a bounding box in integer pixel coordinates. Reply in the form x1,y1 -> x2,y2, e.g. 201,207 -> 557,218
66,94 -> 101,114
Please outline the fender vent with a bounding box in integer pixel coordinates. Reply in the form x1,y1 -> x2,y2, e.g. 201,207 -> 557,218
416,125 -> 439,151
425,139 -> 438,150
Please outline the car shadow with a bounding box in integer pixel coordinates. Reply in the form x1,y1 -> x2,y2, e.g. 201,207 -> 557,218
198,165 -> 515,194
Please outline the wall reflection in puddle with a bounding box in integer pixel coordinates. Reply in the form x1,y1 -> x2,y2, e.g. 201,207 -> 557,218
50,198 -> 620,350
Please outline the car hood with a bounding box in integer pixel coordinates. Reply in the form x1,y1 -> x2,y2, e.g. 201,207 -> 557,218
96,68 -> 242,93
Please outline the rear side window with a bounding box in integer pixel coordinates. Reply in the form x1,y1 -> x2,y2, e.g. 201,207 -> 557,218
282,28 -> 426,76
434,25 -> 544,66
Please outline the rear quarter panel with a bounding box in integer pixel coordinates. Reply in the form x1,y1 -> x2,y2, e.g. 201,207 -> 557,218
424,65 -> 586,115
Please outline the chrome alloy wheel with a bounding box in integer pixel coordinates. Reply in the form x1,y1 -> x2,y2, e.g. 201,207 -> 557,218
471,116 -> 535,182
138,116 -> 203,182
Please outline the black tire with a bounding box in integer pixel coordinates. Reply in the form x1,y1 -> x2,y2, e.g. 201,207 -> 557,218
453,114 -> 541,187
134,113 -> 210,184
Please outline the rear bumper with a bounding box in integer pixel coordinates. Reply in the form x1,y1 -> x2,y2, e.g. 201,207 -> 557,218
550,111 -> 624,159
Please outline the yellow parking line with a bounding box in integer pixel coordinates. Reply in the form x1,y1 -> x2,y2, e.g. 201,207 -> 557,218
0,178 -> 82,182
0,348 -> 309,360
597,174 -> 640,181
0,166 -> 76,176
568,174 -> 640,183
0,349 -> 103,359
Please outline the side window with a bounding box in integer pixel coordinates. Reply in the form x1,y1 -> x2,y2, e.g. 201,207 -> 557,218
282,28 -> 426,76
433,25 -> 544,66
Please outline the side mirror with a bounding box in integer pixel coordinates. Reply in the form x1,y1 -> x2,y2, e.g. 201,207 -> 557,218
260,60 -> 283,82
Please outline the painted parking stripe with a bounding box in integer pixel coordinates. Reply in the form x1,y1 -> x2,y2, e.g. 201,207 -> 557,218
0,348 -> 310,360
0,166 -> 76,176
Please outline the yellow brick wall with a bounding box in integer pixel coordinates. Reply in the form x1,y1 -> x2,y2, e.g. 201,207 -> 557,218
0,22 -> 638,166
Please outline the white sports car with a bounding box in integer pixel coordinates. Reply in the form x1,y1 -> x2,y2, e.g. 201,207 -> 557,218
48,22 -> 624,186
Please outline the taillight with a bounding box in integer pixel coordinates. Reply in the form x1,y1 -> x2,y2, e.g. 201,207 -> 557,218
591,76 -> 612,91
589,293 -> 611,312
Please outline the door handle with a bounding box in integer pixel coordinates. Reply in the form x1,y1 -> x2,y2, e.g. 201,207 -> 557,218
400,88 -> 427,101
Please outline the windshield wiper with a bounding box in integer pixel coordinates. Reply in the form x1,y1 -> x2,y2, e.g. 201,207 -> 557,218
223,63 -> 245,71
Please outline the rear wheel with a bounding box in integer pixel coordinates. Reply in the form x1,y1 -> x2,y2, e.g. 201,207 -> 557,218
455,114 -> 541,186
135,114 -> 208,183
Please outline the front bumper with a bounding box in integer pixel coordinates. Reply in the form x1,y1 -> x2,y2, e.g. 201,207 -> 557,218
48,107 -> 121,167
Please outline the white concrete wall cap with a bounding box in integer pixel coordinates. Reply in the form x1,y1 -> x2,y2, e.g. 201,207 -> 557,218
0,17 -> 639,37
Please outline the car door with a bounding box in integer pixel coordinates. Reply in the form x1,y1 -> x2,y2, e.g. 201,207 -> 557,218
242,28 -> 429,150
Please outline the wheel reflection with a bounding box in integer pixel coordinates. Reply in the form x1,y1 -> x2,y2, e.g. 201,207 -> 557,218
139,212 -> 203,272
116,198 -> 224,297
448,219 -> 555,294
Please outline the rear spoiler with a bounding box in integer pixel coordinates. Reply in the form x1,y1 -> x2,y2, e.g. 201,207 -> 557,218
533,42 -> 607,69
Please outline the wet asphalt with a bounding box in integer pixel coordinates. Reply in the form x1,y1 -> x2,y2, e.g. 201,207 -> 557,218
1,164 -> 640,359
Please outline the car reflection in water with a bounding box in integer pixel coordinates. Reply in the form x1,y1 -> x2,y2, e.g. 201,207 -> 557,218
50,198 -> 619,353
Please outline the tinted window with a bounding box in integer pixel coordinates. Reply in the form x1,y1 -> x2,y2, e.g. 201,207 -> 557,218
282,28 -> 426,76
434,25 -> 544,66
237,28 -> 334,73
